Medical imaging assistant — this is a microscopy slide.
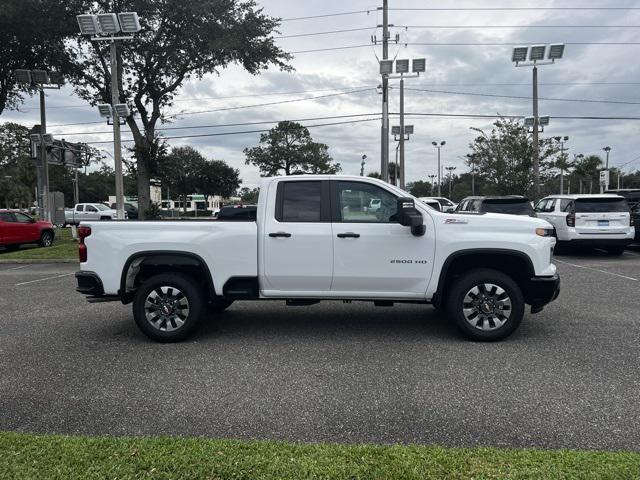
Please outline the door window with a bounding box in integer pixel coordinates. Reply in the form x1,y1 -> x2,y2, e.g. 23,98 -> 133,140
86,205 -> 98,212
13,213 -> 32,223
543,199 -> 556,212
76,204 -> 84,212
276,181 -> 323,222
335,182 -> 397,223
0,212 -> 15,222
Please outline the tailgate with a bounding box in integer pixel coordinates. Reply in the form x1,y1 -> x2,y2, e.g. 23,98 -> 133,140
574,198 -> 630,234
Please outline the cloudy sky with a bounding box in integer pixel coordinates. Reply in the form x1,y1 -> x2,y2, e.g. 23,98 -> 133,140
5,0 -> 640,189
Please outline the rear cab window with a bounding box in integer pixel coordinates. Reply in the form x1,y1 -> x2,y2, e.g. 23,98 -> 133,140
276,181 -> 328,222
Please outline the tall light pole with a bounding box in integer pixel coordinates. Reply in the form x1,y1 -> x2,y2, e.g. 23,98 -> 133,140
77,12 -> 141,220
15,69 -> 63,220
432,141 -> 446,196
360,155 -> 367,176
602,146 -> 612,192
555,136 -> 569,194
428,174 -> 437,194
512,43 -> 565,202
378,0 -> 390,182
445,166 -> 457,198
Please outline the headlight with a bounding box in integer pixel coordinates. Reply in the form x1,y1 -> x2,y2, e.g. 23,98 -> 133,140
536,227 -> 555,237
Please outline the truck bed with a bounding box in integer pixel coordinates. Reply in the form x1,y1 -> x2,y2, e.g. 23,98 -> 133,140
81,221 -> 258,296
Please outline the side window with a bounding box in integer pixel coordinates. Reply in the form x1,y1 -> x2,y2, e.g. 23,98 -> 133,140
86,205 -> 98,212
335,181 -> 397,223
0,212 -> 15,222
470,200 -> 481,212
544,199 -> 556,213
459,200 -> 469,211
14,213 -> 32,223
534,199 -> 547,212
277,181 -> 323,222
76,204 -> 84,212
562,200 -> 574,212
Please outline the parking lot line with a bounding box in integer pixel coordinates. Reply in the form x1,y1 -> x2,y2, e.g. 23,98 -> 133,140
6,264 -> 34,271
555,259 -> 639,282
14,272 -> 75,286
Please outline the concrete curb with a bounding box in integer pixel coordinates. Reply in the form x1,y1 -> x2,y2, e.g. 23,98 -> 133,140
0,259 -> 78,264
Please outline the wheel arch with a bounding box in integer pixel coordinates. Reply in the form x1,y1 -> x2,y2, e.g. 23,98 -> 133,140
434,249 -> 535,307
119,251 -> 216,304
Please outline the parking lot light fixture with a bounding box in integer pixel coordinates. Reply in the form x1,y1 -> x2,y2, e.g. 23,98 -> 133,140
548,43 -> 565,60
76,14 -> 100,35
97,104 -> 113,118
31,70 -> 50,85
512,46 -> 528,64
14,69 -> 32,84
97,13 -> 120,34
117,12 -> 141,33
529,45 -> 546,62
114,104 -> 130,117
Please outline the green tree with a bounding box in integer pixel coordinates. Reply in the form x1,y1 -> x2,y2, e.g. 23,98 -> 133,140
238,186 -> 259,203
0,0 -> 80,115
0,122 -> 35,208
244,121 -> 341,176
64,0 -> 291,218
408,180 -> 433,197
466,118 -> 559,197
571,154 -> 603,194
156,146 -> 204,213
198,159 -> 241,201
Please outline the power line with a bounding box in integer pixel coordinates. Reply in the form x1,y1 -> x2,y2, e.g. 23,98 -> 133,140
405,87 -> 640,106
400,112 -> 640,121
276,27 -> 375,39
50,113 -> 381,136
389,7 -> 640,11
281,10 -> 373,22
85,117 -> 381,144
399,25 -> 640,29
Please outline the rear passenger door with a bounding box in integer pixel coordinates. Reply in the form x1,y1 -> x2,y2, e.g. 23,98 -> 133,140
261,180 -> 334,294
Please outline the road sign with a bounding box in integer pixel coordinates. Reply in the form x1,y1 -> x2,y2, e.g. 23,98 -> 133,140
600,170 -> 610,186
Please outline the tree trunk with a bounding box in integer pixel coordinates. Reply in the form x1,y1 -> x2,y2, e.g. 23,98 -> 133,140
182,194 -> 187,214
136,150 -> 152,220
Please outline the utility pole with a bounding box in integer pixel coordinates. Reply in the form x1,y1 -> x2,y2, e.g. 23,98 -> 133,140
446,166 -> 457,198
399,76 -> 405,189
39,90 -> 50,221
110,42 -> 125,220
601,146 -> 611,193
432,141 -> 446,196
532,65 -> 540,202
380,0 -> 389,182
556,136 -> 569,194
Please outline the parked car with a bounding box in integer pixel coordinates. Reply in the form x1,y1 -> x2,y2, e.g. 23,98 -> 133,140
0,210 -> 55,250
418,197 -> 457,212
535,194 -> 635,255
65,203 -> 124,225
418,198 -> 441,211
368,198 -> 382,212
216,205 -> 257,221
605,189 -> 640,244
110,202 -> 139,220
456,196 -> 536,216
76,175 -> 559,343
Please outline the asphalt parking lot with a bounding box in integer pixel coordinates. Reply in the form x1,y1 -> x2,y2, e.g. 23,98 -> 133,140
1,250 -> 639,451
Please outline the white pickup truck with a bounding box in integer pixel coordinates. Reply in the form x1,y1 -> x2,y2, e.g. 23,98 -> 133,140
75,175 -> 560,342
65,203 -> 122,225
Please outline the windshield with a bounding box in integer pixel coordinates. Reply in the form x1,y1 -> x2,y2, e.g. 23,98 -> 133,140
482,199 -> 534,215
575,198 -> 628,213
94,204 -> 109,211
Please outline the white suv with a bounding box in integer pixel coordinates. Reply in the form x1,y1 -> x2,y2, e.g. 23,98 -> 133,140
535,194 -> 635,255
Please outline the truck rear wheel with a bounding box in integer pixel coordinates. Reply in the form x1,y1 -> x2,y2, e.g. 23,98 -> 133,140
133,273 -> 204,342
446,268 -> 524,341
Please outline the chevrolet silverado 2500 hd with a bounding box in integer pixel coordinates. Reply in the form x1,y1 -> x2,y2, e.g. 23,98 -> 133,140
75,175 -> 560,342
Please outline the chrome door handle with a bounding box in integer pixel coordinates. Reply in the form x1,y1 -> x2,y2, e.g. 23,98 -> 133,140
337,232 -> 360,238
269,232 -> 292,238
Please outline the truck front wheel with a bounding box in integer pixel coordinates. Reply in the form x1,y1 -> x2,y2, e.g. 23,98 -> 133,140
133,273 -> 204,342
446,269 -> 524,341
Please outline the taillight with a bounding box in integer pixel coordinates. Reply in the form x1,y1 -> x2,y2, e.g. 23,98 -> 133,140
78,226 -> 91,262
566,212 -> 575,227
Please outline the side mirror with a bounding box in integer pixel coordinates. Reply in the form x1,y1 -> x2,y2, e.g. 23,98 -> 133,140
396,197 -> 425,236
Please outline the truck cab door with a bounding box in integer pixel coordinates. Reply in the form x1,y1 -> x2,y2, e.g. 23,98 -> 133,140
260,180 -> 333,294
330,180 -> 435,298
13,212 -> 39,242
0,212 -> 17,244
84,204 -> 99,220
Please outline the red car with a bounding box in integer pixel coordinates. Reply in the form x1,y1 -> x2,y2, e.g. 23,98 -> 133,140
0,209 -> 55,250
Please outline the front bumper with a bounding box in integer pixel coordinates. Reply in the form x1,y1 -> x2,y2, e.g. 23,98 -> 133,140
75,271 -> 104,296
524,274 -> 560,311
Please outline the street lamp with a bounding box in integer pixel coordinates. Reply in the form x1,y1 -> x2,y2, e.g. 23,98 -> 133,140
602,146 -> 612,192
392,124 -> 414,186
445,166 -> 457,198
432,141 -> 446,196
15,68 -> 64,221
554,136 -> 569,194
77,11 -> 141,220
512,43 -> 565,202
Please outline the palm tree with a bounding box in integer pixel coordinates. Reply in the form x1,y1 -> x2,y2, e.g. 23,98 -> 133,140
573,154 -> 603,193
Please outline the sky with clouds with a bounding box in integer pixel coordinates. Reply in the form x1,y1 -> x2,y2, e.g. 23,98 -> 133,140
5,0 -> 640,189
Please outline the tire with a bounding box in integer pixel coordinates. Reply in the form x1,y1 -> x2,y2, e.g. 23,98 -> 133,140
39,230 -> 54,248
606,247 -> 625,256
208,298 -> 233,314
133,273 -> 205,342
446,268 -> 525,342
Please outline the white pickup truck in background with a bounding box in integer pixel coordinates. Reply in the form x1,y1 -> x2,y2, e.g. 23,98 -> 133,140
75,175 -> 560,342
65,203 -> 122,225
